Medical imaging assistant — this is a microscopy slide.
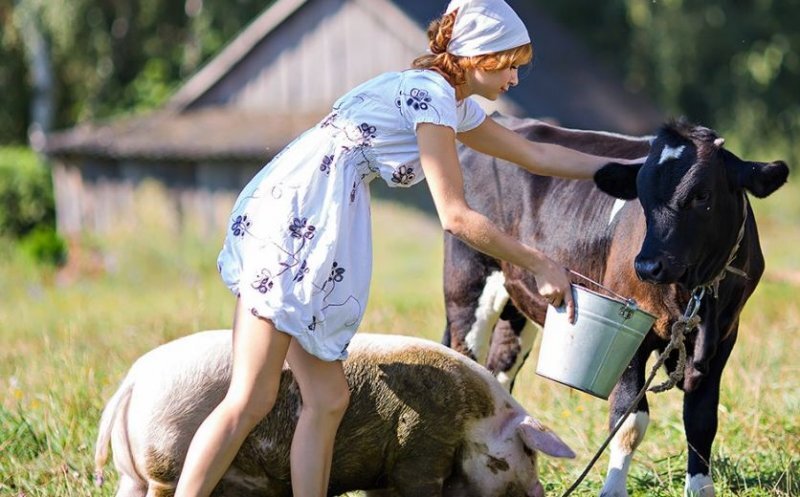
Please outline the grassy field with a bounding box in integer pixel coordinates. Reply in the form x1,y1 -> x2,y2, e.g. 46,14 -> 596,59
1,180 -> 798,496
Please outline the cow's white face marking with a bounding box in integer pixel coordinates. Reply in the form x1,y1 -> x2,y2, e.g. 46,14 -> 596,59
659,144 -> 686,165
466,271 -> 509,364
600,411 -> 650,497
685,473 -> 715,497
608,199 -> 627,226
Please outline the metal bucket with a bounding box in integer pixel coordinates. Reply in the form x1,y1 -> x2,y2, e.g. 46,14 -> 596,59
536,284 -> 656,400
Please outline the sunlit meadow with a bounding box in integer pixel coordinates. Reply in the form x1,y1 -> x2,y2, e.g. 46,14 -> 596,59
1,179 -> 798,496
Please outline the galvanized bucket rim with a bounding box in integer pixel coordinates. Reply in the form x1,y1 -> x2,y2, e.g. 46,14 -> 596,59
570,283 -> 657,321
537,284 -> 658,399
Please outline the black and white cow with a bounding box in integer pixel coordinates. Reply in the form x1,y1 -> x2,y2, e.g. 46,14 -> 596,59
443,115 -> 789,497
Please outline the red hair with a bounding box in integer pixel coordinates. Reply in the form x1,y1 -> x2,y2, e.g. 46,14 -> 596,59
411,10 -> 533,86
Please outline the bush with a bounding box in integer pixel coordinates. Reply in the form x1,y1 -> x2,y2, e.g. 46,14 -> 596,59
0,147 -> 56,238
0,147 -> 67,266
19,227 -> 68,266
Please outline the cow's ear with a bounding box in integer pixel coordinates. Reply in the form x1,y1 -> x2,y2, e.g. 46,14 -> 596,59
516,416 -> 575,459
593,162 -> 642,200
729,157 -> 789,198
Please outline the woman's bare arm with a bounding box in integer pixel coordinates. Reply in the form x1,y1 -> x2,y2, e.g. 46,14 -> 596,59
457,116 -> 644,179
416,122 -> 574,317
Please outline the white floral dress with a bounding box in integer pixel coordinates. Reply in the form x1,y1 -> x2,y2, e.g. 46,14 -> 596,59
217,70 -> 486,361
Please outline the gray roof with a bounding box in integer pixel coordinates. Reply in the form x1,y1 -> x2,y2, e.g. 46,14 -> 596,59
44,109 -> 320,162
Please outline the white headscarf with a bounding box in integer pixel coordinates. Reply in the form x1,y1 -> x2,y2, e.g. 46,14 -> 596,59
444,0 -> 530,57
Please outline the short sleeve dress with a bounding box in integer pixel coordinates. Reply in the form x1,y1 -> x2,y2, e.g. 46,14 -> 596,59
217,69 -> 486,361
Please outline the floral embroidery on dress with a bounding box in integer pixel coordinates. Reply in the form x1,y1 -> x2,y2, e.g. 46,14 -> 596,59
350,172 -> 373,203
358,122 -> 377,141
406,88 -> 431,111
328,262 -> 345,283
252,269 -> 274,294
305,260 -> 361,333
293,259 -> 310,283
391,165 -> 416,185
319,112 -> 338,128
319,261 -> 346,294
231,214 -> 251,237
395,76 -> 445,124
320,154 -> 334,176
277,216 -> 318,277
289,217 -> 316,240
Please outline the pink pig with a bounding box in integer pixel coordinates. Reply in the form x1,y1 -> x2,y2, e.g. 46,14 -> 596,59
95,331 -> 574,496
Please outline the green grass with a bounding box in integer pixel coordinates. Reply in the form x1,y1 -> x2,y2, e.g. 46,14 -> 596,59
1,180 -> 798,496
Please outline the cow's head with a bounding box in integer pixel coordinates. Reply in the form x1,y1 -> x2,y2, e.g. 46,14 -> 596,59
594,119 -> 788,288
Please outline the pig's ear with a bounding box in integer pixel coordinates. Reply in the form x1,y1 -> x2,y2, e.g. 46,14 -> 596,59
516,416 -> 575,459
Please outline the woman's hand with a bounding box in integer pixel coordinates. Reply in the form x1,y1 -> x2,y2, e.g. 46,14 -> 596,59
416,122 -> 576,322
530,254 -> 576,324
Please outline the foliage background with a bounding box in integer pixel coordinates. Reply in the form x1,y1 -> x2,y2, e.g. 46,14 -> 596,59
1,0 -> 798,165
1,191 -> 798,496
538,0 -> 799,165
1,0 -> 268,135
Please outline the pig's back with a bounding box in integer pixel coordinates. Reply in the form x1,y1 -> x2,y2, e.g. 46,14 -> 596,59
131,332 -> 504,495
324,334 -> 499,493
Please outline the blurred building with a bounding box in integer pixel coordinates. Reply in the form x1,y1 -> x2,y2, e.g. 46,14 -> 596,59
44,0 -> 662,237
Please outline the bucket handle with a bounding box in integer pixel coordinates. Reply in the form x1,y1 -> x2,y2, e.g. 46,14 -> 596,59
567,269 -> 639,317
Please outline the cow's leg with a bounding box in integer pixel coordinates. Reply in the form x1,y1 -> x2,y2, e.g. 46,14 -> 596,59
443,234 -> 505,363
600,345 -> 652,497
682,331 -> 736,497
463,270 -> 509,364
486,302 -> 539,392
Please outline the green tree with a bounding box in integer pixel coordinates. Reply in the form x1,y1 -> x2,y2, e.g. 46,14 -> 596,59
0,0 -> 271,145
541,0 -> 799,165
625,0 -> 799,161
0,2 -> 33,144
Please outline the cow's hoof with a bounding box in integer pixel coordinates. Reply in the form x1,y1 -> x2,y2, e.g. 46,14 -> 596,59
598,484 -> 628,497
598,490 -> 628,497
685,473 -> 715,497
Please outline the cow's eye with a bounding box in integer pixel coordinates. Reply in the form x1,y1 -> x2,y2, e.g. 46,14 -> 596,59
689,191 -> 711,209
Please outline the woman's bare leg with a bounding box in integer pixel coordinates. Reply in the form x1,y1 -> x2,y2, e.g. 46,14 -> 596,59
286,340 -> 350,497
174,300 -> 292,497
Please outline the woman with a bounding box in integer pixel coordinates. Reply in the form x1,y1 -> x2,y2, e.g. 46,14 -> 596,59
175,1 -> 641,495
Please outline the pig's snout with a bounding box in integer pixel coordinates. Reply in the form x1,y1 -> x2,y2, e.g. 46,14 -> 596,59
531,480 -> 545,497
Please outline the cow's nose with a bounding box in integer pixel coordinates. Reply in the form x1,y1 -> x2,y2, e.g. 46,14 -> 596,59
634,256 -> 666,283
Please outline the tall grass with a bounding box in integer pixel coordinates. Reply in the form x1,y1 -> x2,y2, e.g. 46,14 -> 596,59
1,180 -> 798,496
